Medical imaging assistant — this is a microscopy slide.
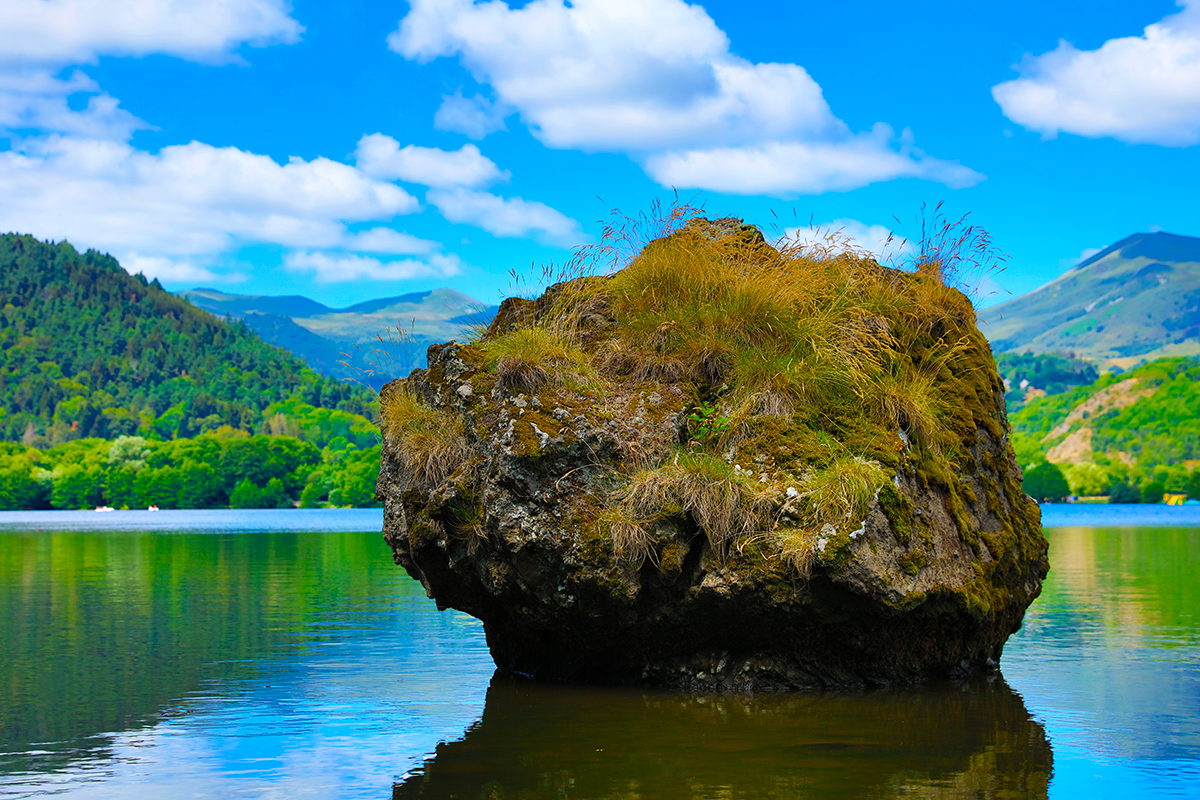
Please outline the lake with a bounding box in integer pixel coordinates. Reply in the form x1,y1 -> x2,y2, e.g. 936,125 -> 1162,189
0,505 -> 1197,798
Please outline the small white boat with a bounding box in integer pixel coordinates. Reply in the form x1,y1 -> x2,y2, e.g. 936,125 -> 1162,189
94,506 -> 115,512
148,505 -> 160,512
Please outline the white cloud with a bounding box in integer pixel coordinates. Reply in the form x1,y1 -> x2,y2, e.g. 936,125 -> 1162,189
355,133 -> 508,187
0,68 -> 149,139
434,90 -> 510,138
1059,247 -> 1102,269
0,136 -> 418,263
0,1 -> 516,285
784,218 -> 913,263
0,0 -> 303,66
284,251 -> 463,283
993,1 -> 1200,146
647,127 -> 982,196
0,1 -> 302,142
389,0 -> 976,196
346,227 -> 440,255
121,253 -> 228,283
427,187 -> 583,246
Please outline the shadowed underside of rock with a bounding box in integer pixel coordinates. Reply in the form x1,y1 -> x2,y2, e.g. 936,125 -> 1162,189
377,219 -> 1049,691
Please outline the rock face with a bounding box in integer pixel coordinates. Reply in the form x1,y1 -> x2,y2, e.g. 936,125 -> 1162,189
378,219 -> 1049,691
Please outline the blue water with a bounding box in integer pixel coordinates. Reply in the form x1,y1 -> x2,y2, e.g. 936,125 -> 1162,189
1040,502 -> 1200,527
0,508 -> 1196,798
0,508 -> 384,532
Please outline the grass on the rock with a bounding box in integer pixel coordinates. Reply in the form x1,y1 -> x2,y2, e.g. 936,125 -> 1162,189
381,201 -> 1004,573
379,386 -> 466,493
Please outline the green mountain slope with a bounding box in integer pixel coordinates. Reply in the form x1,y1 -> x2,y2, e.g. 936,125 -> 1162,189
182,287 -> 498,386
979,232 -> 1200,368
1008,356 -> 1200,500
0,234 -> 373,445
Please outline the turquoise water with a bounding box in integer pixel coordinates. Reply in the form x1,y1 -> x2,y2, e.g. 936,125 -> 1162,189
0,507 -> 1196,798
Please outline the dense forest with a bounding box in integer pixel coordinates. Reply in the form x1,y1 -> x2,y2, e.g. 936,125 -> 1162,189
0,233 -> 374,445
1009,356 -> 1200,502
0,429 -> 380,510
994,351 -> 1099,412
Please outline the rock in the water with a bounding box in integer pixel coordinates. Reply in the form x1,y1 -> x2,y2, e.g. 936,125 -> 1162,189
377,218 -> 1049,691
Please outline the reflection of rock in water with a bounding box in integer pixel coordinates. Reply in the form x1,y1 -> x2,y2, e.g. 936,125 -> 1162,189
395,672 -> 1051,799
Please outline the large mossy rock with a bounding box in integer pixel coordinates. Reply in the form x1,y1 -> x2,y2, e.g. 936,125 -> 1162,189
378,219 -> 1048,691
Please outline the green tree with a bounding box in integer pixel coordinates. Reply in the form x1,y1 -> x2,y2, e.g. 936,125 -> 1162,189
0,459 -> 45,510
175,460 -> 221,509
299,470 -> 333,508
1023,461 -> 1070,503
1141,480 -> 1166,504
1108,480 -> 1141,504
51,462 -> 104,509
1187,470 -> 1200,501
1064,463 -> 1109,496
230,477 -> 291,509
104,465 -> 139,509
107,436 -> 149,469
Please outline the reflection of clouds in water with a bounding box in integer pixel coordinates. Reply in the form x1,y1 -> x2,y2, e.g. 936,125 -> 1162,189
1006,527 -> 1200,767
393,672 -> 1052,799
2,641 -> 493,799
0,578 -> 493,800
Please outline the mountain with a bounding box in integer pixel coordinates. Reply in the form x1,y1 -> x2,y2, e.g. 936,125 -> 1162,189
1007,356 -> 1200,501
979,232 -> 1200,368
0,234 -> 372,445
181,287 -> 499,386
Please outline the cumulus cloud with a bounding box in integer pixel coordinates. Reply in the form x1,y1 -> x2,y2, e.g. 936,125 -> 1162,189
648,127 -> 982,196
434,90 -> 510,139
0,68 -> 150,139
284,251 -> 463,283
0,0 -> 580,283
427,187 -> 583,246
993,1 -> 1200,146
0,0 -> 302,66
0,1 -> 301,141
389,0 -> 977,196
355,133 -> 508,187
0,137 -> 418,264
345,227 -> 440,255
784,218 -> 914,263
121,253 -> 228,283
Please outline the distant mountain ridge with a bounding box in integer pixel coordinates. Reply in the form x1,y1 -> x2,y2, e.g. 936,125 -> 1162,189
181,287 -> 499,386
0,233 -> 371,445
979,231 -> 1200,368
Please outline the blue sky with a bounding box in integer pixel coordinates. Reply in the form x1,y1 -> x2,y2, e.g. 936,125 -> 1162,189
0,0 -> 1196,309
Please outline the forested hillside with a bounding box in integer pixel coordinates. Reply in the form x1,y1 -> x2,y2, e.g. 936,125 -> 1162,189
0,432 -> 380,510
995,351 -> 1099,412
0,234 -> 374,445
1009,356 -> 1200,502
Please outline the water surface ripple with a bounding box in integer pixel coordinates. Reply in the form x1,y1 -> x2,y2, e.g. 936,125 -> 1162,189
0,508 -> 1195,798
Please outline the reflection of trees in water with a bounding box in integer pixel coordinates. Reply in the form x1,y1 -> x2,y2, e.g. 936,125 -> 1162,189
396,672 -> 1051,800
0,530 -> 395,775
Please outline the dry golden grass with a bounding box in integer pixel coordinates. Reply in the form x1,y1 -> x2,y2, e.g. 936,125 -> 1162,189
394,199 -> 1002,572
615,452 -> 772,555
378,388 -> 466,492
793,456 -> 889,528
481,325 -> 595,393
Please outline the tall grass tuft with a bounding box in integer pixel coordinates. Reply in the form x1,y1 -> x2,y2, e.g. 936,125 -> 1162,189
379,387 -> 466,492
481,326 -> 595,394
614,452 -> 772,557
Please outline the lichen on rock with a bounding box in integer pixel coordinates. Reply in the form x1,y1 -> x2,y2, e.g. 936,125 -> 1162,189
377,216 -> 1048,691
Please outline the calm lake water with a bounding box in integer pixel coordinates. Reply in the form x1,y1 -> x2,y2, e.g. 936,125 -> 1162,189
0,506 -> 1197,798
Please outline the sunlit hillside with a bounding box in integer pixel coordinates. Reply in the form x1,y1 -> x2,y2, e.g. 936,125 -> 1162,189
980,232 -> 1200,368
